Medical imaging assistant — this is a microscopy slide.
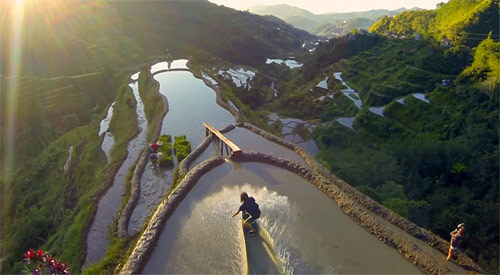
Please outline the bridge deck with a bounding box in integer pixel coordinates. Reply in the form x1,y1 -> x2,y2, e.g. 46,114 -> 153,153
204,122 -> 242,156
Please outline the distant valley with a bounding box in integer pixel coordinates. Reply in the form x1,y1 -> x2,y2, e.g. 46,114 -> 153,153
249,4 -> 420,37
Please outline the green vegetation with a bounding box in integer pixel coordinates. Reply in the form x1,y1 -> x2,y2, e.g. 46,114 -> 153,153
250,3 -> 415,37
0,80 -> 138,273
1,0 -> 311,79
0,72 -> 117,163
369,0 -> 499,47
340,37 -> 469,106
310,32 -> 499,272
173,136 -> 191,162
137,67 -> 163,140
157,134 -> 173,167
109,85 -> 139,156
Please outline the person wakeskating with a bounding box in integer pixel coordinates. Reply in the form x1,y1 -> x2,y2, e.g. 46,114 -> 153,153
232,192 -> 261,236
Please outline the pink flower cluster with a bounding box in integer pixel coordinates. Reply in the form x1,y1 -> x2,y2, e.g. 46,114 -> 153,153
23,249 -> 70,275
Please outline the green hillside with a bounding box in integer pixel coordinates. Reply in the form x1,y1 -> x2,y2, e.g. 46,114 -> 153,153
1,0 -> 312,171
1,0 -> 313,78
370,0 -> 499,46
0,72 -> 117,162
250,3 -> 416,36
0,83 -> 139,273
260,1 -> 499,272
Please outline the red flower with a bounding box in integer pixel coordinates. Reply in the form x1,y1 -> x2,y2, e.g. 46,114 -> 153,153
24,249 -> 35,260
51,260 -> 70,274
45,255 -> 53,263
24,249 -> 70,274
36,249 -> 44,258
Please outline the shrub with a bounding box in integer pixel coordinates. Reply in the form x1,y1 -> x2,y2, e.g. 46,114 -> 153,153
173,135 -> 191,162
157,134 -> 173,167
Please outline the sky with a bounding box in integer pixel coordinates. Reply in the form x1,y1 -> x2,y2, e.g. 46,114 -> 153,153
208,0 -> 447,14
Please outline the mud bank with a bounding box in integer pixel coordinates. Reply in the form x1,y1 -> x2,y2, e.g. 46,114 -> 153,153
117,74 -> 168,238
118,156 -> 225,274
239,123 -> 481,273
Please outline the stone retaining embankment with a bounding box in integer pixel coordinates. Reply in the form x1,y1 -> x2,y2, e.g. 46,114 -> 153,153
117,75 -> 168,238
118,156 -> 225,274
232,151 -> 452,274
240,122 -> 482,273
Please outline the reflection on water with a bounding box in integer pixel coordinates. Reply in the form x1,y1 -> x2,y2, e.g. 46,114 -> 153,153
336,117 -> 355,130
144,162 -> 420,274
128,65 -> 235,234
154,71 -> 235,147
99,102 -> 116,163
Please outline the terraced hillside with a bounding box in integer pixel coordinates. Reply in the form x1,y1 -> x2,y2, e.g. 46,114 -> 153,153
261,1 -> 499,272
0,72 -> 116,161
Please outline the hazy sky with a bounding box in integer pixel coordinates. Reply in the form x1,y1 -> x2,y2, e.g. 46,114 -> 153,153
208,0 -> 447,14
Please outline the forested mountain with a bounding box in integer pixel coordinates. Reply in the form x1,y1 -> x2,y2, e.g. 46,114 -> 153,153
249,3 -> 416,36
1,0 -> 313,78
0,0 -> 313,164
264,0 -> 499,272
0,1 -> 313,273
370,0 -> 499,46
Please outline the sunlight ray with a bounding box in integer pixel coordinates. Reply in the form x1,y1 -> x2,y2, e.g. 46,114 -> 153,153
4,0 -> 25,175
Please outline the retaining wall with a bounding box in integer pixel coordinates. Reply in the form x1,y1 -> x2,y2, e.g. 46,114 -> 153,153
118,156 -> 225,274
233,151 -> 454,274
239,122 -> 482,273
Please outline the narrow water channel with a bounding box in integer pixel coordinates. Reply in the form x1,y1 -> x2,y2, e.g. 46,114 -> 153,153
84,76 -> 148,266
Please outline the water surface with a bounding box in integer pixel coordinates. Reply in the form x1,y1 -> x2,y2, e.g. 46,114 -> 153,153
128,68 -> 235,234
98,102 -> 116,163
143,162 -> 421,274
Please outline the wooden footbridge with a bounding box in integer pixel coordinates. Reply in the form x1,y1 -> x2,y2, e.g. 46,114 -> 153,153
204,122 -> 242,157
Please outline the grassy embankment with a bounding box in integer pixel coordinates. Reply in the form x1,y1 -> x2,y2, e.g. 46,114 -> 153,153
0,80 -> 138,273
137,67 -> 164,141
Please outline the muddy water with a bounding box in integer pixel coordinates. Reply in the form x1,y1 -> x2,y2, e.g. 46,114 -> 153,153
143,162 -> 421,274
224,127 -> 305,164
84,79 -> 148,266
267,113 -> 320,156
127,68 -> 235,234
